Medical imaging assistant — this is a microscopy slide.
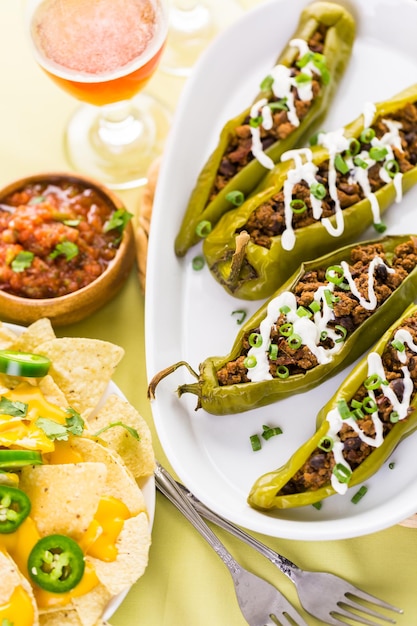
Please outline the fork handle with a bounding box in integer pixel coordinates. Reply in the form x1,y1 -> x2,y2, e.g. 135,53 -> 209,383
175,480 -> 302,582
155,463 -> 244,578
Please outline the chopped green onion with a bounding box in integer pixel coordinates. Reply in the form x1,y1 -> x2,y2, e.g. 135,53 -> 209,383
309,130 -> 324,146
353,408 -> 365,420
195,220 -> 212,238
335,324 -> 348,343
290,199 -> 307,214
334,154 -> 349,175
369,146 -> 388,161
318,436 -> 333,451
360,128 -> 375,143
362,397 -> 378,414
364,374 -> 384,390
353,156 -> 368,169
262,424 -> 283,440
250,434 -> 261,451
276,365 -> 290,379
324,289 -> 335,308
296,51 -> 313,68
29,195 -> 46,205
389,461 -> 395,470
309,301 -> 321,314
269,99 -> 288,112
384,159 -> 400,178
347,138 -> 361,156
192,256 -> 205,271
279,305 -> 291,314
248,333 -> 263,348
312,501 -> 322,510
295,72 -> 312,84
225,190 -> 245,207
320,330 -> 328,341
310,182 -> 327,200
244,356 -> 257,369
337,399 -> 352,420
325,265 -> 344,285
231,309 -> 247,325
287,333 -> 302,350
296,306 -> 312,319
351,485 -> 368,504
269,343 -> 278,360
312,53 -> 330,84
279,322 -> 293,337
391,339 -> 405,352
390,411 -> 400,423
351,399 -> 362,409
333,463 -> 352,484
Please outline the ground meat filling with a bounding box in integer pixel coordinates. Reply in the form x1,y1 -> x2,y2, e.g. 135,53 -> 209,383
209,25 -> 328,202
216,238 -> 417,386
279,314 -> 417,495
242,102 -> 417,248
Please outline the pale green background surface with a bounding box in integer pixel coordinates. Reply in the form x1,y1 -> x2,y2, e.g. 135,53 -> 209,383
1,2 -> 417,625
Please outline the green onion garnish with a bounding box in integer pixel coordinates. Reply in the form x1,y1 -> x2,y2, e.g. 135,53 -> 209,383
290,199 -> 307,214
250,116 -> 263,128
353,156 -> 368,169
389,462 -> 395,470
364,374 -> 384,390
262,424 -> 283,440
309,301 -> 321,314
334,154 -> 349,175
351,485 -> 368,504
269,99 -> 288,112
337,399 -> 352,420
312,501 -> 322,510
287,334 -> 302,350
250,434 -> 262,451
195,220 -> 212,238
279,322 -> 293,337
320,330 -> 328,341
295,72 -> 312,84
333,463 -> 352,484
362,396 -> 377,414
347,138 -> 361,156
248,333 -> 263,348
390,411 -> 400,423
192,256 -> 205,271
244,356 -> 257,369
279,305 -> 291,314
369,146 -> 388,161
276,365 -> 290,379
318,436 -> 333,451
325,265 -> 344,285
335,324 -> 347,343
384,159 -> 400,178
360,128 -> 375,143
392,339 -> 405,352
310,182 -> 327,200
296,306 -> 312,319
225,190 -> 245,207
231,309 -> 247,325
260,74 -> 274,91
269,343 -> 278,360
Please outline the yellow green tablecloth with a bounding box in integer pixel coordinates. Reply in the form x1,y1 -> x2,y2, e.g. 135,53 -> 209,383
1,3 -> 417,625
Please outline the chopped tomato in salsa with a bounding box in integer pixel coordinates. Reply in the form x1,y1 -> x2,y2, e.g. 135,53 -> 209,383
0,181 -> 131,299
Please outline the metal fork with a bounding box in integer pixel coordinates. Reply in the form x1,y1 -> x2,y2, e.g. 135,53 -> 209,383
175,480 -> 404,626
155,462 -> 308,626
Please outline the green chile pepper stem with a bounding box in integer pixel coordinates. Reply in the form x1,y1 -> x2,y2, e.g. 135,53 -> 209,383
174,2 -> 356,257
203,83 -> 417,301
248,303 -> 417,510
148,235 -> 417,415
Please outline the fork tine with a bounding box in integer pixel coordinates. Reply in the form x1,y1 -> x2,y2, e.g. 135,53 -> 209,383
346,588 -> 403,615
331,606 -> 397,626
342,597 -> 398,623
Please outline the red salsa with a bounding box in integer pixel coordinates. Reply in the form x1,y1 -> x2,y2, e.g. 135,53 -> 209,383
0,180 -> 132,299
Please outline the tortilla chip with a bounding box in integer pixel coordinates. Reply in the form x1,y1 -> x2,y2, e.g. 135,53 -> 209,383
72,583 -> 112,626
36,338 -> 124,417
0,321 -> 19,348
0,551 -> 39,623
39,609 -> 82,626
90,394 -> 155,479
87,513 -> 150,596
19,462 -> 107,539
38,374 -> 69,408
10,318 -> 56,352
68,438 -> 147,515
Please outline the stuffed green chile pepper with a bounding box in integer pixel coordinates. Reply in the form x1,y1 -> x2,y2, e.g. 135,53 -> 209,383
174,1 -> 356,256
148,235 -> 417,415
248,303 -> 417,510
203,83 -> 417,300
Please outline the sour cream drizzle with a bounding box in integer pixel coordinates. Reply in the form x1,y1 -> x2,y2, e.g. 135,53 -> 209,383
327,328 -> 416,494
249,38 -> 326,170
278,106 -> 404,251
246,256 -> 392,382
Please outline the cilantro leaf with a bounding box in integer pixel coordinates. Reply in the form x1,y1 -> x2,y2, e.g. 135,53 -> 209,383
49,241 -> 79,261
0,397 -> 28,417
36,408 -> 85,441
103,209 -> 133,234
65,408 -> 84,436
11,251 -> 34,273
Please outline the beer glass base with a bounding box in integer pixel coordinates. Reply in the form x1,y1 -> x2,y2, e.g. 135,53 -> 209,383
64,93 -> 172,190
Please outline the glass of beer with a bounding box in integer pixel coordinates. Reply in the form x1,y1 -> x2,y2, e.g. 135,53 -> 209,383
26,0 -> 170,189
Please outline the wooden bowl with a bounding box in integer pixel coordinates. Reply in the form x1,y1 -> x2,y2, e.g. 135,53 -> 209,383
0,172 -> 136,327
